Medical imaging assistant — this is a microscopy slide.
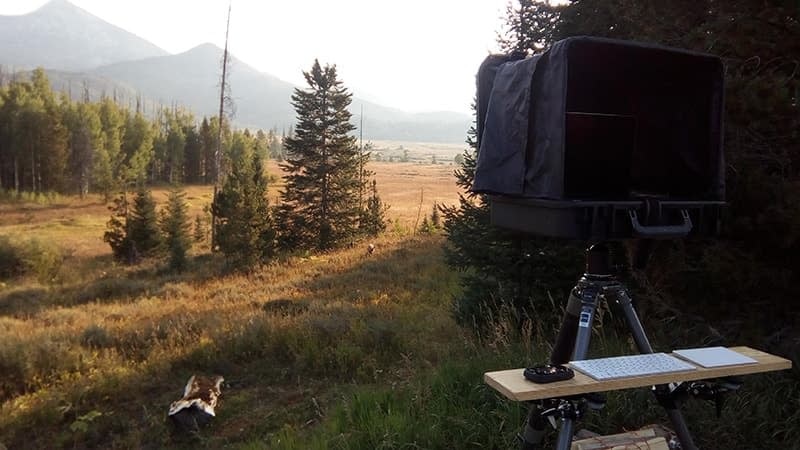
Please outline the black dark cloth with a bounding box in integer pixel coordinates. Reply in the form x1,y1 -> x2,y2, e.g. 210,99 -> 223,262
473,36 -> 725,202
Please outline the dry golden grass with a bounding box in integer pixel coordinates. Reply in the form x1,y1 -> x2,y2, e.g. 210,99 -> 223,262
264,159 -> 460,229
0,233 -> 465,448
0,160 -> 458,261
0,161 -> 464,448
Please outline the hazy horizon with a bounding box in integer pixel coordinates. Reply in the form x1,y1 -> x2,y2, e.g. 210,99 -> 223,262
0,0 -> 514,115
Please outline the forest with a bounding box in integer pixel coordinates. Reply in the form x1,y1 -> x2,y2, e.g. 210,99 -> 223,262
0,67 -> 282,198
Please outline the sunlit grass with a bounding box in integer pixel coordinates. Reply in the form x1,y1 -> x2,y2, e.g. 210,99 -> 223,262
2,163 -> 795,449
0,232 -> 470,448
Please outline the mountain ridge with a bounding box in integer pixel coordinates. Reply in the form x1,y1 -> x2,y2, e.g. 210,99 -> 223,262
1,1 -> 471,143
0,0 -> 168,71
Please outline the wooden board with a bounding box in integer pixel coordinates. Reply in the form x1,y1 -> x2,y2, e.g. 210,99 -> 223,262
484,346 -> 792,402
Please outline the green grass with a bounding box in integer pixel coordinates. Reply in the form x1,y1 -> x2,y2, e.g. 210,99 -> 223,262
1,230 -> 798,449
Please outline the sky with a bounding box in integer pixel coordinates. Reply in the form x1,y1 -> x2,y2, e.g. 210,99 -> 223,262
0,0 -> 515,114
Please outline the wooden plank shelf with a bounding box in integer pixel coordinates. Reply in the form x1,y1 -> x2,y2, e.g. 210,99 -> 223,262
484,346 -> 792,402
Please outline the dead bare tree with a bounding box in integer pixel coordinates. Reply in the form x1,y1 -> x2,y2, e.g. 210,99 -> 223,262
211,1 -> 233,249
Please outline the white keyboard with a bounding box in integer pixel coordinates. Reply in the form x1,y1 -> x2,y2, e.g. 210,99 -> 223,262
570,353 -> 697,381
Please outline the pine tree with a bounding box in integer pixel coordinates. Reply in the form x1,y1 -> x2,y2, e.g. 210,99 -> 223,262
360,179 -> 387,237
120,110 -> 154,186
65,101 -> 103,198
30,69 -> 69,193
165,112 -> 187,184
199,117 -> 215,183
161,187 -> 191,270
497,0 -> 565,56
193,214 -> 207,243
442,123 -> 579,328
212,151 -> 275,269
184,124 -> 203,183
97,97 -> 125,197
103,192 -> 135,263
278,60 -> 364,251
440,1 -> 587,330
128,187 -> 161,257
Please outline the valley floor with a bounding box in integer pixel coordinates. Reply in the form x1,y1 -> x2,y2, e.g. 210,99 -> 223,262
1,181 -> 797,449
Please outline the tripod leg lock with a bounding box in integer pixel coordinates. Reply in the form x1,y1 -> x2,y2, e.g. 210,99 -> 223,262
653,383 -> 686,410
687,377 -> 743,417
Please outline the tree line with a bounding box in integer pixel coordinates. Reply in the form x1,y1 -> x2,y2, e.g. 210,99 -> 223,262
100,59 -> 387,270
0,68 -> 285,197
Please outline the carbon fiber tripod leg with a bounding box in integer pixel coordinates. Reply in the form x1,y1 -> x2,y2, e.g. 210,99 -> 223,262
610,286 -> 698,450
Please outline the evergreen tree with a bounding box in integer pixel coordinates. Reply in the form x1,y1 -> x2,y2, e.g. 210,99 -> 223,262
360,179 -> 388,237
267,128 -> 282,161
183,122 -> 203,183
442,2 -> 580,329
30,69 -> 69,193
212,151 -> 275,269
128,187 -> 162,257
199,117 -> 215,183
193,214 -> 207,243
160,187 -> 191,270
278,60 -> 364,251
442,123 -> 579,328
120,110 -> 154,185
92,131 -> 114,200
97,97 -> 125,197
103,192 -> 134,263
0,69 -> 70,194
254,129 -> 269,162
165,113 -> 186,184
64,101 -> 103,198
497,0 -> 564,55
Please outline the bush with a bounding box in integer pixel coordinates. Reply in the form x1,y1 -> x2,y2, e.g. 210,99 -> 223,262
80,324 -> 113,349
0,236 -> 25,279
0,236 -> 68,283
20,239 -> 70,284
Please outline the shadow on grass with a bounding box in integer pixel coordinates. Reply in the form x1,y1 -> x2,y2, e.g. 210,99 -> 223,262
0,236 -> 463,449
0,253 -> 226,317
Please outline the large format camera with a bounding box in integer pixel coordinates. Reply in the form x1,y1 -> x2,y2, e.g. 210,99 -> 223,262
474,36 -> 725,240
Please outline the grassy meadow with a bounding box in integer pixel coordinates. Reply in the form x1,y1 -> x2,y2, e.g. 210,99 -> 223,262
1,160 -> 797,449
0,160 -> 493,449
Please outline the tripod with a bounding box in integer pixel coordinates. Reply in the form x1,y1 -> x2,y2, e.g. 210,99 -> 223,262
519,243 -> 698,450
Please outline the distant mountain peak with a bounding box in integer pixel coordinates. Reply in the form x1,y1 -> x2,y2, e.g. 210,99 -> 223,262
193,42 -> 221,51
183,42 -> 223,57
0,0 -> 168,71
34,0 -> 90,16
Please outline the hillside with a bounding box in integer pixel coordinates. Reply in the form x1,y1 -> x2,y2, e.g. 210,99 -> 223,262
0,1 -> 470,143
0,0 -> 167,72
91,43 -> 470,142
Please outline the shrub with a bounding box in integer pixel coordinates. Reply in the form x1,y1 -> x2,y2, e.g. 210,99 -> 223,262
80,325 -> 113,349
0,236 -> 25,279
0,236 -> 68,284
19,239 -> 70,284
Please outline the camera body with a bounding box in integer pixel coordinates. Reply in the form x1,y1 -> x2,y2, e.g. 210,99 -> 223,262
474,37 -> 725,240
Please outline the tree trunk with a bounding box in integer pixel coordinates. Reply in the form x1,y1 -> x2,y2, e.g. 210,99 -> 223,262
14,156 -> 19,194
36,153 -> 43,194
31,146 -> 36,193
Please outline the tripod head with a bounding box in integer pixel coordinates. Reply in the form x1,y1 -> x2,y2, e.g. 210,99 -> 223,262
585,244 -> 613,278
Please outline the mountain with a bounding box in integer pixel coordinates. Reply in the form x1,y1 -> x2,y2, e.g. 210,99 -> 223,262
0,0 -> 167,71
92,44 -> 471,143
1,1 -> 470,143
